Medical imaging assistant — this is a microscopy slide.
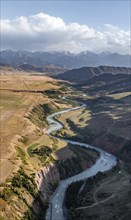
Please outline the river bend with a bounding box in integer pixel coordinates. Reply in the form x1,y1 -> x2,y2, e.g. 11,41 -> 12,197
45,104 -> 117,220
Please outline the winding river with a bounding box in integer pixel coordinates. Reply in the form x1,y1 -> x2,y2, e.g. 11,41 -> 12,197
45,104 -> 117,220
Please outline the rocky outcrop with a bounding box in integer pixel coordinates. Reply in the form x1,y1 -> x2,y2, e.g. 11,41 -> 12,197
35,164 -> 60,203
35,146 -> 97,203
57,156 -> 93,179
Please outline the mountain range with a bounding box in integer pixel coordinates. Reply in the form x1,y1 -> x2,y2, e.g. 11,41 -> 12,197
0,50 -> 130,69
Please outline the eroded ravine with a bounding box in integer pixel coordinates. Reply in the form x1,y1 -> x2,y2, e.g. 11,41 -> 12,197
45,104 -> 117,220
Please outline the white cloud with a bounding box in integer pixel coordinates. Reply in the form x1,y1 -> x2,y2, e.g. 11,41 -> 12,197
1,13 -> 130,54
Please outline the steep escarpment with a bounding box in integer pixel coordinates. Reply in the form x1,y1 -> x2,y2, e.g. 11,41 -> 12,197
57,146 -> 96,179
35,145 -> 98,204
27,102 -> 61,128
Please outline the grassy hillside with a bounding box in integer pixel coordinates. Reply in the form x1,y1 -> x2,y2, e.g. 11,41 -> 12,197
0,70 -> 61,182
0,69 -> 71,219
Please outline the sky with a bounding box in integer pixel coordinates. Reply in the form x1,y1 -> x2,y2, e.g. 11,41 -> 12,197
1,0 -> 131,54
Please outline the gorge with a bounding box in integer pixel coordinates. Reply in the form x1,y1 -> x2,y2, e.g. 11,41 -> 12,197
38,103 -> 117,220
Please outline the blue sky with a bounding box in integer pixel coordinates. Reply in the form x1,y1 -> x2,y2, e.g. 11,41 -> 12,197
1,0 -> 130,29
1,0 -> 130,53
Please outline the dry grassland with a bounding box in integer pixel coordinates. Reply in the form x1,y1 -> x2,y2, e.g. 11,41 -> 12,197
0,70 -> 61,182
58,108 -> 91,136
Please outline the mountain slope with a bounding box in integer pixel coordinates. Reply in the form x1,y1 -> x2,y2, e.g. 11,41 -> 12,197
56,66 -> 131,83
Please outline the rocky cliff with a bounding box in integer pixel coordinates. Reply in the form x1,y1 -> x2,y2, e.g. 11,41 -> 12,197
35,146 -> 98,204
35,164 -> 60,203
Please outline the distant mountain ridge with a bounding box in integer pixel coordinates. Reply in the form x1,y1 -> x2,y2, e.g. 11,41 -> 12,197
56,66 -> 131,83
17,64 -> 67,74
0,50 -> 130,68
0,63 -> 67,75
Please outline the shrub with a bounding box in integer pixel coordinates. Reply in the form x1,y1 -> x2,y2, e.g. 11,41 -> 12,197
0,188 -> 13,201
11,168 -> 37,198
32,146 -> 52,157
16,146 -> 28,164
27,143 -> 39,157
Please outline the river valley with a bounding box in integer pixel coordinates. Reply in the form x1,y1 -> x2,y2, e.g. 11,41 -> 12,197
45,104 -> 117,220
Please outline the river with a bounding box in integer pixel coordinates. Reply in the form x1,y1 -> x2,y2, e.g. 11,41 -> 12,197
45,104 -> 117,220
